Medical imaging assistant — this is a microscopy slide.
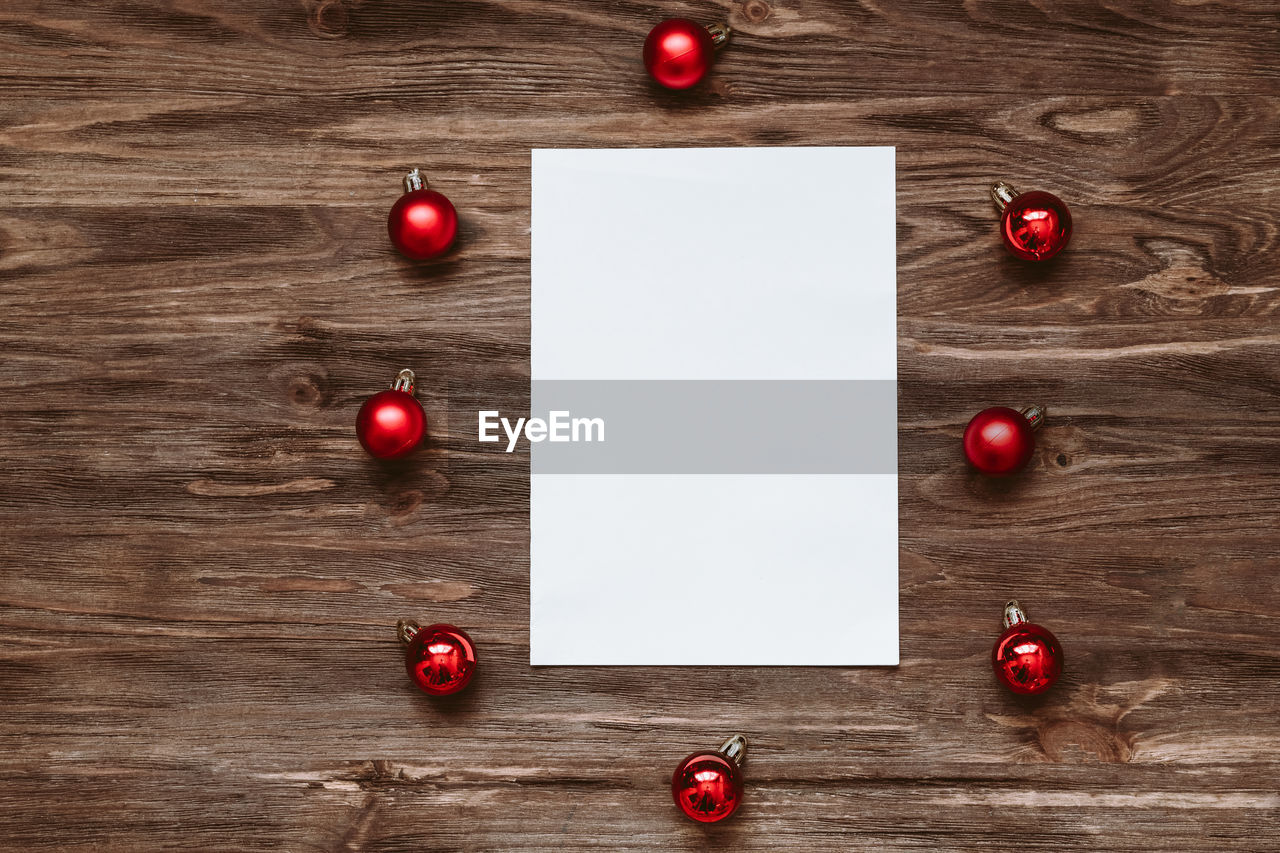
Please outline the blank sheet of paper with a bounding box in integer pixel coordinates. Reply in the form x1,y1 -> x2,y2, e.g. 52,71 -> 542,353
530,146 -> 897,665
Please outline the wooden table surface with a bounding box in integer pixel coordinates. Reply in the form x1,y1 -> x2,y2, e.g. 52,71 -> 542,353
2,1 -> 1278,850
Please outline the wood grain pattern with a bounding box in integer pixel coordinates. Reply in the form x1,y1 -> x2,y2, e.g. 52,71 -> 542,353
1,1 -> 1278,850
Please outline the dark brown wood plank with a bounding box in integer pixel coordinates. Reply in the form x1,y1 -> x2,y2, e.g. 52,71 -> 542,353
0,0 -> 1275,99
1,1 -> 1278,850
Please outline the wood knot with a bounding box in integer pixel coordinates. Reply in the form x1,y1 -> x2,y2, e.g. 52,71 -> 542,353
306,0 -> 350,38
707,78 -> 732,98
1041,426 -> 1088,474
286,316 -> 333,341
1037,719 -> 1132,763
387,488 -> 424,517
1045,106 -> 1144,136
286,370 -> 333,408
381,472 -> 449,523
741,0 -> 771,23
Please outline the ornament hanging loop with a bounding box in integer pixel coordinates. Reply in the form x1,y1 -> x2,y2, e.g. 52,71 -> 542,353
404,168 -> 427,193
391,369 -> 416,394
1002,600 -> 1028,629
1020,404 -> 1046,431
991,181 -> 1021,212
718,734 -> 748,767
397,619 -> 421,645
705,23 -> 731,48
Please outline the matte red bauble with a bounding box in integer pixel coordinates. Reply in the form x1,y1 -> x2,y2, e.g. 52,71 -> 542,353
356,369 -> 427,460
398,619 -> 477,696
643,19 -> 730,89
963,404 -> 1044,476
992,600 -> 1063,695
671,734 -> 746,823
388,168 -> 458,260
991,181 -> 1073,261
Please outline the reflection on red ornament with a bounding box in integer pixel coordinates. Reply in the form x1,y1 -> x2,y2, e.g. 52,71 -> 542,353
963,404 -> 1044,476
398,619 -> 477,696
643,19 -> 730,89
388,168 -> 458,260
991,182 -> 1072,261
356,368 -> 427,460
671,734 -> 747,823
992,600 -> 1063,695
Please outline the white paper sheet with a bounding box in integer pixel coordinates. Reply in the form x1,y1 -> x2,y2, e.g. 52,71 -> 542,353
530,147 -> 897,665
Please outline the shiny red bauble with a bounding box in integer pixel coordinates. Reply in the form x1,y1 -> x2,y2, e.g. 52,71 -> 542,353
643,19 -> 728,89
356,369 -> 427,460
963,405 -> 1043,476
671,735 -> 746,823
992,182 -> 1072,261
388,168 -> 458,260
399,620 -> 477,697
992,601 -> 1063,695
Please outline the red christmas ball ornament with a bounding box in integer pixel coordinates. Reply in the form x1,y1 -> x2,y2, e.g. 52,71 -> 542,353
388,168 -> 458,260
671,734 -> 747,823
991,181 -> 1073,261
643,19 -> 730,89
963,404 -> 1045,476
356,369 -> 427,460
992,600 -> 1063,695
398,619 -> 477,697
